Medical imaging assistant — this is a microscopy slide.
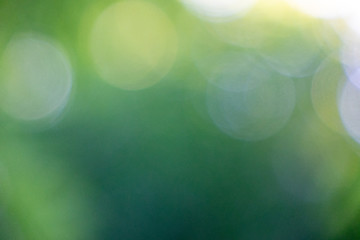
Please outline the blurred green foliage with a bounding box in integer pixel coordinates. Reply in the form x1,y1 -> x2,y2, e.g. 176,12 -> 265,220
1,0 -> 360,239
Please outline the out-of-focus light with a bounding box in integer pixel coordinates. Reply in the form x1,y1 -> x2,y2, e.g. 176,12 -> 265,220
311,57 -> 346,134
340,40 -> 360,89
180,0 -> 257,22
90,1 -> 177,90
345,15 -> 360,37
197,52 -> 270,92
311,21 -> 342,52
211,15 -> 270,49
339,81 -> 360,144
260,27 -> 322,78
0,33 -> 72,121
211,4 -> 318,50
284,0 -> 360,19
206,53 -> 295,141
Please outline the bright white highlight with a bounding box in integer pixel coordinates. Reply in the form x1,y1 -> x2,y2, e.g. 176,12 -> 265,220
0,34 -> 72,121
285,0 -> 360,19
340,81 -> 360,144
340,41 -> 360,89
180,0 -> 257,21
345,15 -> 360,36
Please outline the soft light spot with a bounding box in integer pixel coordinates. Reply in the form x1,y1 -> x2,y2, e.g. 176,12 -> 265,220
284,0 -> 360,19
197,52 -> 270,92
206,54 -> 295,141
259,27 -> 322,78
90,1 -> 177,90
340,40 -> 360,89
345,14 -> 360,37
211,15 -> 270,49
311,57 -> 346,134
339,81 -> 360,144
180,0 -> 257,22
311,21 -> 342,52
0,33 -> 72,121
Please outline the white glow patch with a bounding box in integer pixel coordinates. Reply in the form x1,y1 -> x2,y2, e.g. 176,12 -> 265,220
340,41 -> 360,89
340,81 -> 360,144
180,0 -> 257,22
285,0 -> 360,19
345,15 -> 360,36
0,34 -> 72,121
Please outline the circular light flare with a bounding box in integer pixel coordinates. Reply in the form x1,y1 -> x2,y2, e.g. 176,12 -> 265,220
206,53 -> 296,141
89,1 -> 178,90
311,57 -> 347,134
259,27 -> 323,78
0,33 -> 72,121
339,81 -> 360,144
196,52 -> 270,92
340,40 -> 360,89
180,0 -> 258,22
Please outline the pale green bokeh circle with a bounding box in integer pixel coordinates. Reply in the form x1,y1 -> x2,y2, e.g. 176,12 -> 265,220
0,33 -> 72,121
90,1 -> 178,90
